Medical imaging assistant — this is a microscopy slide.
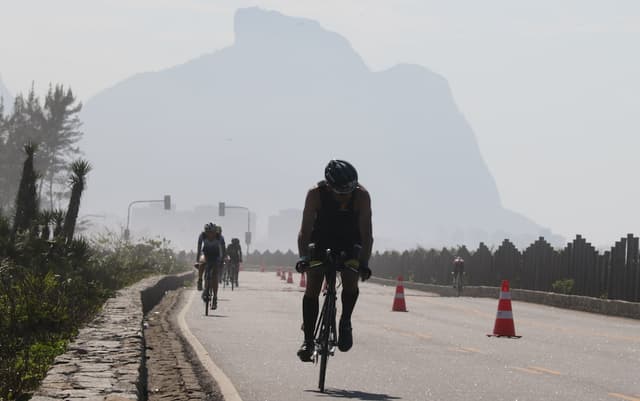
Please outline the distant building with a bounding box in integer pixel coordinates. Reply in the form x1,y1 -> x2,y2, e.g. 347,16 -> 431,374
129,204 -> 256,252
264,209 -> 301,252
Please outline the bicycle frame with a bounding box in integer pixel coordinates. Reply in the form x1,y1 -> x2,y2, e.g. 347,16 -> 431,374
306,247 -> 359,392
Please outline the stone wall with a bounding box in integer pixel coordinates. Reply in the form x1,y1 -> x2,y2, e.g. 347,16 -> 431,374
369,277 -> 640,320
31,271 -> 194,401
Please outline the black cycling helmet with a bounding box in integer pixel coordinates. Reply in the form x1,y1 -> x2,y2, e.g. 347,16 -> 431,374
232,238 -> 240,244
325,160 -> 358,194
204,222 -> 215,232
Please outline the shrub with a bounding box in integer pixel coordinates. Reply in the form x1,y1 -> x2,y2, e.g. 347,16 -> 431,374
551,279 -> 574,295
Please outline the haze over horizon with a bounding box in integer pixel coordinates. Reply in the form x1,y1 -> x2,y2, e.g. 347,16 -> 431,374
1,1 -> 639,248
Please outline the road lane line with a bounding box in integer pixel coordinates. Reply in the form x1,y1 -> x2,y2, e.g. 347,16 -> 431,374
513,367 -> 543,375
609,393 -> 640,401
380,324 -> 432,340
177,289 -> 244,401
528,366 -> 562,376
460,347 -> 483,354
447,347 -> 471,353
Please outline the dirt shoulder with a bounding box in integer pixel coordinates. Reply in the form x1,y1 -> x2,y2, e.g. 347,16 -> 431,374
144,289 -> 223,401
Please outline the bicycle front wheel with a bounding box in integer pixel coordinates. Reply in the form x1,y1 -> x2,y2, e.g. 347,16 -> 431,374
319,343 -> 328,392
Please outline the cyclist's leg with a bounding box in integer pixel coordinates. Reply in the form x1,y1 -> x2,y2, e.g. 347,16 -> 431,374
197,264 -> 205,290
212,262 -> 219,299
298,269 -> 323,361
340,269 -> 359,323
234,262 -> 239,285
302,269 -> 324,341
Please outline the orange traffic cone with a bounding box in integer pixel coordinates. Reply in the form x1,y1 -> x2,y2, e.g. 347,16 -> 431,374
287,271 -> 294,284
299,272 -> 306,288
488,280 -> 521,338
281,270 -> 287,281
392,276 -> 408,312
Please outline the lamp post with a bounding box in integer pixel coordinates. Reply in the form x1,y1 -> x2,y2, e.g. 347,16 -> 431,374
218,202 -> 252,255
124,195 -> 171,240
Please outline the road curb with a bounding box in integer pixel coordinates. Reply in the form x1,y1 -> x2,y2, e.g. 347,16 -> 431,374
176,289 -> 244,401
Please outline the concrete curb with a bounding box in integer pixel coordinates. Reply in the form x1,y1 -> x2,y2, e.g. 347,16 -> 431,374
369,277 -> 640,320
32,270 -> 194,401
176,290 -> 244,401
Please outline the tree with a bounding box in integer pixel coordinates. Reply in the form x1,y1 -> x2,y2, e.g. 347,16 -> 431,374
0,87 -> 45,210
12,143 -> 40,236
41,85 -> 83,209
0,84 -> 84,211
62,160 -> 91,243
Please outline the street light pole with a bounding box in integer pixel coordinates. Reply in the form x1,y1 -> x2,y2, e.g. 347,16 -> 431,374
124,195 -> 171,240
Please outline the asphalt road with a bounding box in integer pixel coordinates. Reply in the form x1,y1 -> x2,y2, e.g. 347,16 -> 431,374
183,271 -> 640,401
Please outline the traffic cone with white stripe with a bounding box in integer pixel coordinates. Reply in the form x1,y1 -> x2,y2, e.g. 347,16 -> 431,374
392,276 -> 408,312
299,272 -> 306,288
287,271 -> 294,284
488,280 -> 521,338
281,270 -> 287,281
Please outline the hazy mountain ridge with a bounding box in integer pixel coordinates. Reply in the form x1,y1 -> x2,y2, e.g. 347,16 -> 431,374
81,7 -> 561,250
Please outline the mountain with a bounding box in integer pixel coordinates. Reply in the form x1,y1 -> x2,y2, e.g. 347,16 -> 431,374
81,7 -> 560,250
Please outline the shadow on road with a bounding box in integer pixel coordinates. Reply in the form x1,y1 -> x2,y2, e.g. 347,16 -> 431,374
204,314 -> 229,318
306,389 -> 401,400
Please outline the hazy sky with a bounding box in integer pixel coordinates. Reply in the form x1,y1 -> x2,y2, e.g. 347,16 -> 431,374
1,0 -> 639,246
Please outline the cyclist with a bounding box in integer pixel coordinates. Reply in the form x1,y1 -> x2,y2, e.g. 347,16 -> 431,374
226,238 -> 243,287
196,223 -> 224,309
216,225 -> 227,283
295,160 -> 373,362
452,256 -> 465,288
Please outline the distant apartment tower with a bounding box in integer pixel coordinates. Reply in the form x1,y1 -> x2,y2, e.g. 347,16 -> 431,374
267,209 -> 302,252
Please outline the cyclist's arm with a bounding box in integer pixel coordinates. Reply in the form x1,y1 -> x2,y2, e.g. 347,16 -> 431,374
196,232 -> 203,260
357,188 -> 373,263
298,188 -> 320,258
220,235 -> 226,260
238,245 -> 243,263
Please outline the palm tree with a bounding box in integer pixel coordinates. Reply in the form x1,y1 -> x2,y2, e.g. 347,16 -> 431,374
12,142 -> 39,236
52,209 -> 66,238
62,159 -> 91,243
39,210 -> 53,240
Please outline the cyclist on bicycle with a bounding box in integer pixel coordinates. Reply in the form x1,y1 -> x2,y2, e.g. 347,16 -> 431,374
196,223 -> 224,309
452,256 -> 465,287
216,225 -> 226,283
295,160 -> 373,362
227,238 -> 243,287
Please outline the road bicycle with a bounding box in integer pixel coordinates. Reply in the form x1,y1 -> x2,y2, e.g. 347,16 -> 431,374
303,244 -> 360,393
202,263 -> 214,315
221,260 -> 235,291
452,271 -> 464,297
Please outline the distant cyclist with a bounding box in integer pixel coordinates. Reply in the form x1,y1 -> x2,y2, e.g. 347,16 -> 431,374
226,238 -> 243,287
295,160 -> 373,362
452,256 -> 465,288
196,223 -> 224,309
216,225 -> 226,283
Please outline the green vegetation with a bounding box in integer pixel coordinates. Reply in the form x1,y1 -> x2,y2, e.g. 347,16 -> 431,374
0,87 -> 188,400
551,279 -> 574,295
